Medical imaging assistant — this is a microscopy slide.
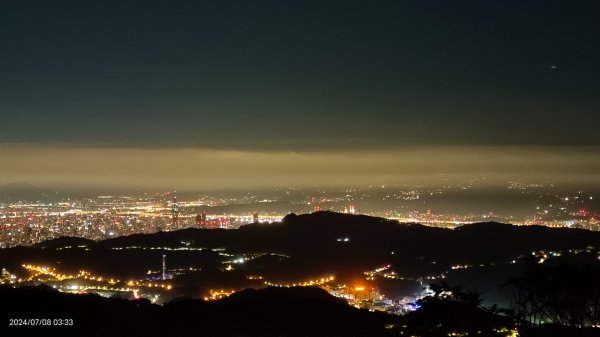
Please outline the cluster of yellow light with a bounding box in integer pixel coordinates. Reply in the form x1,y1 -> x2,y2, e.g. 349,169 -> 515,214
0,269 -> 18,284
21,264 -> 172,291
111,246 -> 204,251
531,249 -> 565,264
447,332 -> 468,337
493,327 -> 519,337
126,280 -> 172,290
204,289 -> 236,301
21,264 -> 90,281
62,284 -> 138,293
22,264 -> 120,283
364,264 -> 392,280
263,275 -> 335,288
451,264 -> 472,270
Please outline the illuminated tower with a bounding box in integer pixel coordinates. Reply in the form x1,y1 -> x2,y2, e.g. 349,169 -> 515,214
252,212 -> 259,223
162,254 -> 167,280
171,193 -> 179,227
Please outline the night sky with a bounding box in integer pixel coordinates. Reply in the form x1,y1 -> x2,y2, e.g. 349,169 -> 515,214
1,1 -> 599,189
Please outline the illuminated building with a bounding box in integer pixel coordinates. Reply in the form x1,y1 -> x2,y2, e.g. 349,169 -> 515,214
253,212 -> 259,223
343,205 -> 356,214
171,194 -> 179,227
353,286 -> 382,302
196,212 -> 207,227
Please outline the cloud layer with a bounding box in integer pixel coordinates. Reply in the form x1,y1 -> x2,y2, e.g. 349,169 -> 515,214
2,144 -> 599,191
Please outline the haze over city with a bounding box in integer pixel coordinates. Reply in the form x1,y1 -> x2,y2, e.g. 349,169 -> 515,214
2,145 -> 600,190
2,1 -> 600,191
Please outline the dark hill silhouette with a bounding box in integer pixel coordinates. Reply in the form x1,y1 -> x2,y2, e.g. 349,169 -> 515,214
220,285 -> 346,304
2,212 -> 600,298
1,285 -> 398,337
32,236 -> 95,249
0,182 -> 71,202
0,212 -> 600,279
96,212 -> 600,275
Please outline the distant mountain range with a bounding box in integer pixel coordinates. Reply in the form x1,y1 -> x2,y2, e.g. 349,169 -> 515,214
0,183 -> 65,202
3,212 -> 600,292
97,211 -> 600,266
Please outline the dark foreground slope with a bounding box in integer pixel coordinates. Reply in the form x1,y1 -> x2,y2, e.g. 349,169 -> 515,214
4,285 -> 600,337
1,285 -> 397,337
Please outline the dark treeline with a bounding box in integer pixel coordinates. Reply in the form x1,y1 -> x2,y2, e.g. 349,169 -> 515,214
506,259 -> 600,328
4,280 -> 600,337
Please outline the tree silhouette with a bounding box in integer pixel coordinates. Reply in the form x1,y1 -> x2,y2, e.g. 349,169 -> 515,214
505,259 -> 600,328
405,283 -> 514,337
428,281 -> 465,300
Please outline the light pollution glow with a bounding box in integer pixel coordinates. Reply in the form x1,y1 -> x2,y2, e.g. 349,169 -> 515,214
1,144 -> 600,190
